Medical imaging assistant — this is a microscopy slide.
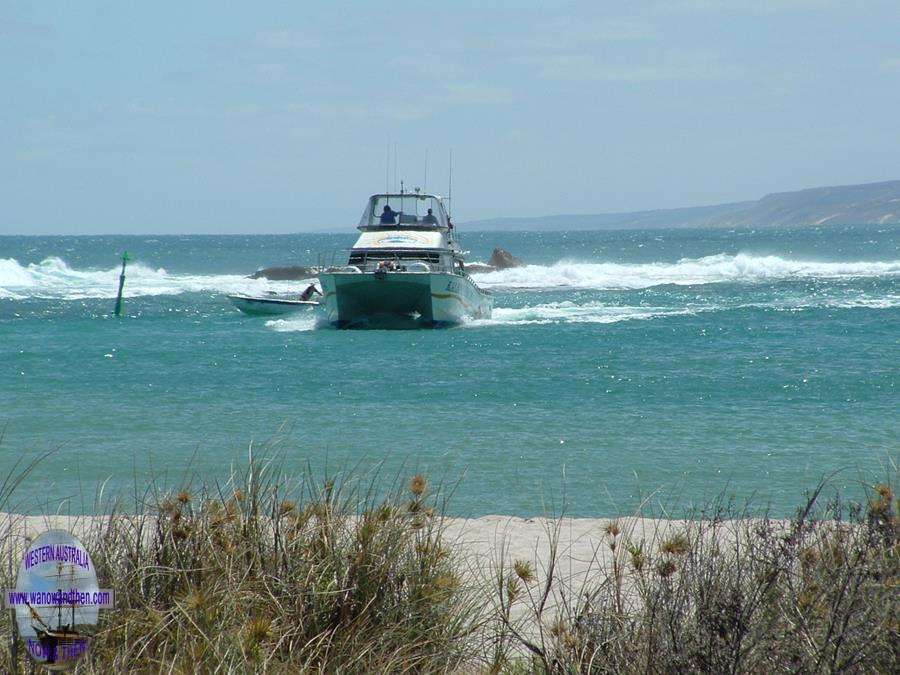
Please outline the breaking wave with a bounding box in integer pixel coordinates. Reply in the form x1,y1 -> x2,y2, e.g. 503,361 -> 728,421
0,257 -> 310,300
471,253 -> 900,291
3,254 -> 898,308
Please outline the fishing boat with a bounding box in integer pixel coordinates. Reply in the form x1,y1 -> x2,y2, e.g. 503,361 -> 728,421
227,293 -> 319,316
318,191 -> 492,327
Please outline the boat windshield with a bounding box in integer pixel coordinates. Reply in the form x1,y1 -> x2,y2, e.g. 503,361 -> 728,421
359,194 -> 449,228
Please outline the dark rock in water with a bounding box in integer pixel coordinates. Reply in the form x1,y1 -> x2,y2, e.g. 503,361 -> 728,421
464,249 -> 524,273
488,248 -> 524,269
249,266 -> 318,280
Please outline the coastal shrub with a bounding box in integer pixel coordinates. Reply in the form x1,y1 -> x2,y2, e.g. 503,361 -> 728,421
491,482 -> 899,674
1,455 -> 896,673
0,462 -> 482,673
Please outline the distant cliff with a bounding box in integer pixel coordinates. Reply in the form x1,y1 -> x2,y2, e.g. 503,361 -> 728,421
464,180 -> 900,231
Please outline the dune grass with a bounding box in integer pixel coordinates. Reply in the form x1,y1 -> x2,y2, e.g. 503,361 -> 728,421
2,460 -> 483,673
0,456 -> 896,673
489,484 -> 898,673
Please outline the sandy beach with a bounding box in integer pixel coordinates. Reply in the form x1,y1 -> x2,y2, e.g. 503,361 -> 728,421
2,511 -> 698,568
0,510 -> 742,609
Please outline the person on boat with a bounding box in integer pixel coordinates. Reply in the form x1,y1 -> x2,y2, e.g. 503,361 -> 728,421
380,205 -> 399,224
376,260 -> 397,272
299,284 -> 321,301
446,215 -> 454,230
421,208 -> 438,224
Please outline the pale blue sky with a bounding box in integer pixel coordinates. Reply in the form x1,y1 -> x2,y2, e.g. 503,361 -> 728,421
2,0 -> 899,233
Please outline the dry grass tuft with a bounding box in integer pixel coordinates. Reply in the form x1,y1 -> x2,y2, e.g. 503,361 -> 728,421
659,531 -> 690,556
513,559 -> 535,585
410,474 -> 428,497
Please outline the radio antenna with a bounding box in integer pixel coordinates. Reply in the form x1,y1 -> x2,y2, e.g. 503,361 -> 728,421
385,138 -> 390,193
424,148 -> 428,191
447,149 -> 453,216
394,143 -> 399,191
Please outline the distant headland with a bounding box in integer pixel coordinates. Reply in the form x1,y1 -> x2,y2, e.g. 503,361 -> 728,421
465,179 -> 900,231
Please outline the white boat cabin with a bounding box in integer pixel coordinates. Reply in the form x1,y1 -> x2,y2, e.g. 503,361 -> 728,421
347,193 -> 463,274
357,192 -> 451,230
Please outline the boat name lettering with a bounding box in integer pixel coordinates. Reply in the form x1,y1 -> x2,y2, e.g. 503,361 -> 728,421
445,280 -> 462,294
377,233 -> 425,245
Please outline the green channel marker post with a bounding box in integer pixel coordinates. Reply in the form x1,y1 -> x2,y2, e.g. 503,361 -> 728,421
114,251 -> 130,316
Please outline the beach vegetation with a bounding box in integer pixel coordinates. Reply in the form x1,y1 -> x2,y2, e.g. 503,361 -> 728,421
493,481 -> 899,674
1,461 -> 480,673
0,457 -> 896,673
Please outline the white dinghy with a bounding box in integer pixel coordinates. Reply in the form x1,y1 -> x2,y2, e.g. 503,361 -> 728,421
227,294 -> 319,316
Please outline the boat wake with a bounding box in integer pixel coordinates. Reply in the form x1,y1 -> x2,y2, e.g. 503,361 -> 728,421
471,253 -> 900,291
0,257 -> 312,300
264,315 -> 322,332
465,293 -> 899,327
465,302 -> 695,327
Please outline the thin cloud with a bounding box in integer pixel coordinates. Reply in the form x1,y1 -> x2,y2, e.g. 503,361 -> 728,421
501,128 -> 526,144
387,53 -> 467,80
252,29 -> 320,51
224,104 -> 263,118
536,54 -> 728,83
443,83 -> 514,104
255,62 -> 289,83
468,19 -> 655,59
544,18 -> 657,43
0,15 -> 54,40
284,101 -> 429,122
659,0 -> 836,12
124,101 -> 209,118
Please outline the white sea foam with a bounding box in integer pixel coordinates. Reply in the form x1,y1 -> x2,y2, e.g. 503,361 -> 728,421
240,292 -> 900,332
0,288 -> 26,300
265,315 -> 322,332
0,257 -> 310,300
821,295 -> 900,310
465,302 -> 695,327
466,294 -> 899,328
3,254 -> 898,307
470,253 -> 900,291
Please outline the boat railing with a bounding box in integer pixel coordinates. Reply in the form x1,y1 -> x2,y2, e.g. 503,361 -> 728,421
321,250 -> 460,275
317,251 -> 342,269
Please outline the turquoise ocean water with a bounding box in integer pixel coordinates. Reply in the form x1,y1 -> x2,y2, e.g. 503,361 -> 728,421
1,225 -> 897,516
